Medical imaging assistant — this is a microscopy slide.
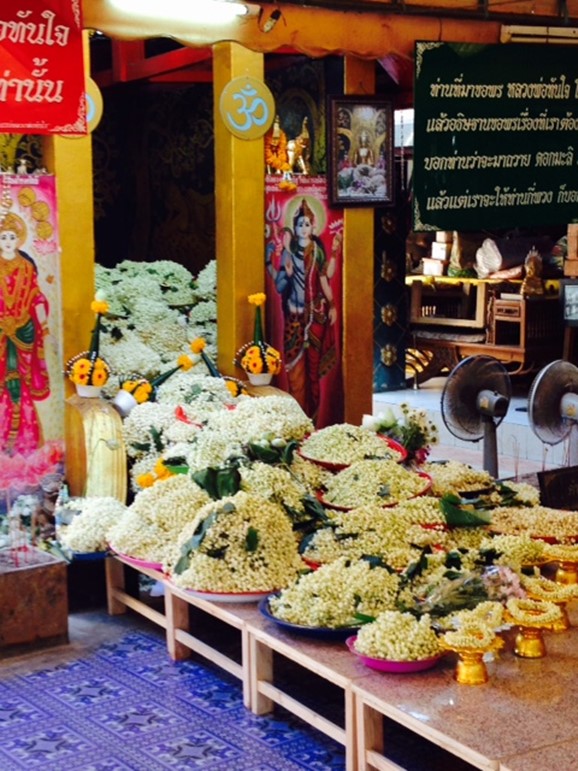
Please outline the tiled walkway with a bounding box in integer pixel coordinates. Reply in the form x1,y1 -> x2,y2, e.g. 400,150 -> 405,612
0,613 -> 345,770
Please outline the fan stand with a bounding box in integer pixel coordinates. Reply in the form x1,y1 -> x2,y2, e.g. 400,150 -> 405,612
566,422 -> 578,467
482,417 -> 499,479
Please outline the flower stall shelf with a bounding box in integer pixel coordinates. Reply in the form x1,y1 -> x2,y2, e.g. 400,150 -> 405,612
0,546 -> 68,651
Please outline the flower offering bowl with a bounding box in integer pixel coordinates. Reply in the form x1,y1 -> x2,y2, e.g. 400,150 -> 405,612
504,610 -> 556,658
439,637 -> 503,686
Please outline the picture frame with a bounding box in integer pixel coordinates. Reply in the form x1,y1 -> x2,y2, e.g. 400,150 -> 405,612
327,96 -> 394,208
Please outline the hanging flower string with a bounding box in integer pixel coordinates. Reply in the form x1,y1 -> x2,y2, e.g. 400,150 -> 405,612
65,296 -> 111,387
234,293 -> 282,378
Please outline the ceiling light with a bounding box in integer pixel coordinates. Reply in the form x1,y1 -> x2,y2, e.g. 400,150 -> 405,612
109,0 -> 257,25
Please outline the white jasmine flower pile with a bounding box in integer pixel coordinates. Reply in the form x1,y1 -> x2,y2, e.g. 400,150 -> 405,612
167,491 -> 304,593
185,429 -> 245,473
122,402 -> 181,460
422,461 -> 494,497
240,462 -> 309,513
108,475 -> 211,565
321,459 -> 429,509
268,557 -> 400,628
490,505 -> 578,543
299,423 -> 404,466
96,259 -> 217,385
479,533 -> 547,571
205,396 -> 313,444
155,372 -> 238,410
58,496 -> 127,553
354,610 -> 441,661
301,504 -> 421,570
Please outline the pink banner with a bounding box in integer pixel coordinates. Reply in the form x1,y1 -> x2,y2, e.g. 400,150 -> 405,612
265,175 -> 344,428
0,1 -> 86,134
0,173 -> 65,501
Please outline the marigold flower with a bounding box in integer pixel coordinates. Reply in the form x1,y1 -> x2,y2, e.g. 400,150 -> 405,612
248,293 -> 266,307
91,299 -> 109,315
190,338 -> 206,354
91,368 -> 107,386
136,472 -> 155,489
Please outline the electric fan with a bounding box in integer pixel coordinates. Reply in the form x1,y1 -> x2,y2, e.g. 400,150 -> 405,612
441,355 -> 512,479
527,359 -> 578,466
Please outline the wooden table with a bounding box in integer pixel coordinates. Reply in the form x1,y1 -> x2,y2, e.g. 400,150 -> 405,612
105,554 -> 578,771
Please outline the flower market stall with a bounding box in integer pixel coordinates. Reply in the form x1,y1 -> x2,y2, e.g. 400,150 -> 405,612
4,255 -> 570,765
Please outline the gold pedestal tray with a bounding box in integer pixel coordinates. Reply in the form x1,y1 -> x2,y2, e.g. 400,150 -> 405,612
439,637 -> 503,686
504,606 -> 561,658
556,560 -> 578,585
551,602 -> 570,633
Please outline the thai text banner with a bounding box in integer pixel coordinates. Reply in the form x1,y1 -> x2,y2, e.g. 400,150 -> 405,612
0,0 -> 86,135
413,41 -> 578,231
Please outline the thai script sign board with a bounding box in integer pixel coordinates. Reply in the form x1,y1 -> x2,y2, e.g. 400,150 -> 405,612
0,1 -> 86,135
413,42 -> 578,231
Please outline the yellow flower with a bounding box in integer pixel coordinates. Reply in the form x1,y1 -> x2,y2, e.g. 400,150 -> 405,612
178,354 -> 193,371
91,299 -> 109,315
154,459 -> 174,480
136,473 -> 155,489
248,293 -> 266,307
91,368 -> 107,386
190,338 -> 206,354
72,358 -> 91,376
133,382 -> 153,403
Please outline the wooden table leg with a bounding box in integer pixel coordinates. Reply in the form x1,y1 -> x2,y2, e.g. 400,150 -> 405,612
105,556 -> 126,616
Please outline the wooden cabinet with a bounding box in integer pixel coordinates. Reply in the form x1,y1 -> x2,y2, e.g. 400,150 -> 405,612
406,277 -> 562,382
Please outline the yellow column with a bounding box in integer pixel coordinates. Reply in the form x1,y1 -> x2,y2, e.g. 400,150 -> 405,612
342,57 -> 375,424
42,32 -> 95,382
212,42 -> 265,376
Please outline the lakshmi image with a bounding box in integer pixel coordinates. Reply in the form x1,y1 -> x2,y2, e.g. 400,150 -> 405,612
0,211 -> 50,455
267,197 -> 338,422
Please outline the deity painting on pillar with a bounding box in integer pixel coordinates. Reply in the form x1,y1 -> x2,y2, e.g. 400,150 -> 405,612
0,174 -> 65,518
265,175 -> 344,427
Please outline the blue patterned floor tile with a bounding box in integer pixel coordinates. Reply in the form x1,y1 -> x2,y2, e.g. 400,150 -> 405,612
0,695 -> 46,728
0,725 -> 97,767
145,728 -> 243,767
0,629 -> 345,771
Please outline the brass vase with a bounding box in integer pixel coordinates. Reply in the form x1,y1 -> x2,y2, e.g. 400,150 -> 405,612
514,625 -> 547,658
455,649 -> 490,686
555,560 -> 578,585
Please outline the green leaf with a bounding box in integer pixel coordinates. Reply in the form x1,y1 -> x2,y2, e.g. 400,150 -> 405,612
131,441 -> 151,453
149,426 -> 164,453
353,611 -> 376,624
403,547 -> 431,582
245,526 -> 259,552
377,484 -> 390,499
281,440 -> 298,465
444,550 -> 463,570
165,464 -> 189,475
302,494 -> 332,523
249,442 -> 279,464
173,554 -> 190,575
216,466 -> 241,498
298,531 -> 318,555
192,510 -> 219,550
361,554 -> 396,572
192,468 -> 218,499
439,495 -> 492,528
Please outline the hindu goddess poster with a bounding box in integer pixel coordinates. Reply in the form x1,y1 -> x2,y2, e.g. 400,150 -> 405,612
265,175 -> 344,428
0,173 -> 65,509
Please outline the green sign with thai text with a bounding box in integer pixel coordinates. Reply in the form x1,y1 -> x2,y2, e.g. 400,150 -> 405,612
413,41 -> 578,231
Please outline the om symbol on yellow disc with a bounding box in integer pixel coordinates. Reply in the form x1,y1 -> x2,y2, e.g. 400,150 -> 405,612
219,76 -> 275,140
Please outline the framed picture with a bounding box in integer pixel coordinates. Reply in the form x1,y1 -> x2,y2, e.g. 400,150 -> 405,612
327,96 -> 394,208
